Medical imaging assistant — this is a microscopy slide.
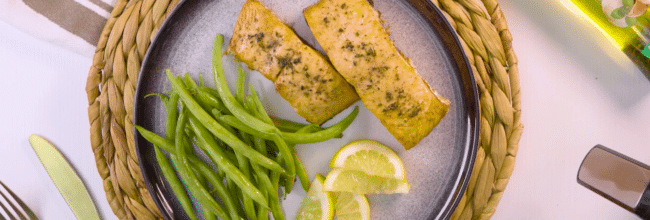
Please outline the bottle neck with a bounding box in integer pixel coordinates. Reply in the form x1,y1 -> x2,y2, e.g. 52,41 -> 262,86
633,26 -> 650,45
626,24 -> 650,53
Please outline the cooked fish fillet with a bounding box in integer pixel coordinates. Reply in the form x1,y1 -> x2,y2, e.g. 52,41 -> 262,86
304,0 -> 450,149
227,0 -> 359,125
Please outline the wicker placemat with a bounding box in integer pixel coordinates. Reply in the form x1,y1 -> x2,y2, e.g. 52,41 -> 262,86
85,0 -> 522,219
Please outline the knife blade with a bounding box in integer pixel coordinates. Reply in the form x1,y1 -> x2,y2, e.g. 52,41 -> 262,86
29,134 -> 100,220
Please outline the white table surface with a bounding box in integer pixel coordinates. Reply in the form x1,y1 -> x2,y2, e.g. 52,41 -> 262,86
2,1 -> 650,219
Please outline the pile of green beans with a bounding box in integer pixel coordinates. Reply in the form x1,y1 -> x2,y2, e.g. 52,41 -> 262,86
136,34 -> 359,220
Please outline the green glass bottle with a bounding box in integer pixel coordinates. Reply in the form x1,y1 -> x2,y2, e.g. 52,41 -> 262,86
567,0 -> 650,79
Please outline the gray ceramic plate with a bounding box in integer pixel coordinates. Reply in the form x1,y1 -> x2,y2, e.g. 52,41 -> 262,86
134,0 -> 479,219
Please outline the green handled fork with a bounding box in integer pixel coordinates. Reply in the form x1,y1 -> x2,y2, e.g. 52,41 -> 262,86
0,181 -> 38,220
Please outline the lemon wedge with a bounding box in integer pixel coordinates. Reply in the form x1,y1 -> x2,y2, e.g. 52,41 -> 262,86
330,140 -> 406,180
323,168 -> 410,194
296,174 -> 334,220
334,191 -> 370,220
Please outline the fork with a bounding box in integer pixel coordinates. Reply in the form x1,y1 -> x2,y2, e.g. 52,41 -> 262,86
0,181 -> 38,220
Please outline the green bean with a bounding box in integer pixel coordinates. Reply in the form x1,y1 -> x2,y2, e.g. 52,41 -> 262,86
272,135 -> 295,193
139,33 -> 362,220
282,106 -> 359,144
218,105 -> 356,145
250,164 -> 272,220
247,91 -> 286,209
143,92 -> 167,100
235,131 -> 257,220
225,177 -> 244,217
295,124 -> 321,133
291,124 -> 322,191
244,97 -> 270,159
254,189 -> 270,220
269,117 -> 317,133
235,64 -> 246,105
249,89 -> 296,195
166,69 -> 285,174
238,170 -> 258,220
139,126 -> 219,177
175,160 -> 229,220
253,171 -> 273,220
136,123 -> 269,211
199,85 -> 220,97
216,107 -> 347,191
167,93 -> 180,140
291,149 -> 309,192
182,73 -> 219,112
193,87 -> 226,112
217,115 -> 274,140
213,113 -> 295,192
211,34 -> 276,134
244,91 -> 291,214
210,109 -> 239,136
186,76 -> 227,113
213,35 -> 297,187
251,138 -> 269,167
147,91 -> 180,140
253,183 -> 271,217
138,123 -> 243,218
185,142 -> 208,188
221,147 -> 239,167
270,117 -> 345,138
192,158 -> 241,220
154,146 -> 198,220
203,210 -> 217,220
245,96 -> 269,151
247,85 -> 273,124
237,187 -> 257,220
184,73 -> 199,90
250,157 -> 274,220
187,115 -> 269,208
256,203 -> 269,220
244,96 -> 285,220
172,109 -> 230,220
244,99 -> 275,220
248,87 -> 347,139
137,126 -> 182,157
269,167 -> 285,220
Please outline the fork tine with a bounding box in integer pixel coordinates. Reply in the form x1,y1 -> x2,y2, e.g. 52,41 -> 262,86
0,181 -> 37,220
0,190 -> 19,220
0,195 -> 12,220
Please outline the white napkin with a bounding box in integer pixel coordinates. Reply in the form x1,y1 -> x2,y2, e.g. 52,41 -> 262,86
0,0 -> 117,57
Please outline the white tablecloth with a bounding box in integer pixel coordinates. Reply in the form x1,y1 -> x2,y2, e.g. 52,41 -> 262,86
2,0 -> 650,219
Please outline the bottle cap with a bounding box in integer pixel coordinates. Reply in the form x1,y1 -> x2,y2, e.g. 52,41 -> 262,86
577,145 -> 650,218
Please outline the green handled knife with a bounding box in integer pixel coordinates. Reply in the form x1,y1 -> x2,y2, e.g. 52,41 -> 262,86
29,134 -> 100,220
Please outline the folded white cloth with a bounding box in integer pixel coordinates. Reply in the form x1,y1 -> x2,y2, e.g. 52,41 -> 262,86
0,0 -> 117,57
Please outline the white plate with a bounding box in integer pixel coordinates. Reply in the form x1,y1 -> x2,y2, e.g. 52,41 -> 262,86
134,0 -> 479,219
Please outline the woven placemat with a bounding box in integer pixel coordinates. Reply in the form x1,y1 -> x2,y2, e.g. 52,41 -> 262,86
85,0 -> 522,219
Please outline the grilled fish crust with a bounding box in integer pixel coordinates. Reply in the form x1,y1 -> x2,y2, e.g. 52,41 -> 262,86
228,0 -> 359,125
304,0 -> 450,149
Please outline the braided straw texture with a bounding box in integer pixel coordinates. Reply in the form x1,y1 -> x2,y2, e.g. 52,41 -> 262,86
85,0 -> 181,219
435,0 -> 523,219
85,0 -> 521,219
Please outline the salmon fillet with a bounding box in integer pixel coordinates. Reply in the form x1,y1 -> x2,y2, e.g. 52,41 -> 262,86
227,0 -> 359,125
304,0 -> 450,149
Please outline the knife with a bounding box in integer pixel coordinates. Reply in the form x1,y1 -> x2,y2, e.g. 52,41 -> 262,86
29,134 -> 100,220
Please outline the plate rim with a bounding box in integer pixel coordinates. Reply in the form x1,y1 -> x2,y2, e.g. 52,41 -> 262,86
133,0 -> 480,219
404,0 -> 480,218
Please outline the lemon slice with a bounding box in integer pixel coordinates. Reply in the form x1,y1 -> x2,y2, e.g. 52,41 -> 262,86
330,140 -> 406,180
335,191 -> 370,220
323,168 -> 410,194
296,174 -> 334,220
